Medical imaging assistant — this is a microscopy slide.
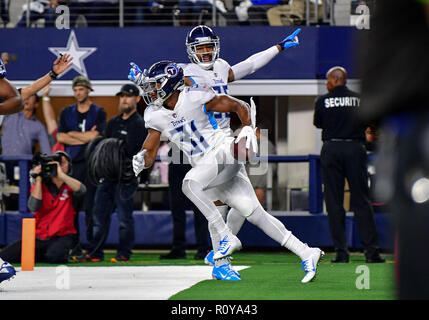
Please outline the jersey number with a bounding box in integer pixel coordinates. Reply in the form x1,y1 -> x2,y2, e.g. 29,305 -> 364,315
212,85 -> 230,119
170,120 -> 209,156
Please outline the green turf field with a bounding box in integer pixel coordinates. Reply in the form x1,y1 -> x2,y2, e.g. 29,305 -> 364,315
170,252 -> 396,300
20,250 -> 396,300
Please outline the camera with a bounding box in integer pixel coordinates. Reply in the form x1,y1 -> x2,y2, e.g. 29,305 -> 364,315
31,152 -> 62,178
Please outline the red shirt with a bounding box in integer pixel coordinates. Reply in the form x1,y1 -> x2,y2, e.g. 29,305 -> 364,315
31,182 -> 77,240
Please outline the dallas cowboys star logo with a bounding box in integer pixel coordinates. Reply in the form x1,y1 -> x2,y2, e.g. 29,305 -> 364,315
48,30 -> 97,78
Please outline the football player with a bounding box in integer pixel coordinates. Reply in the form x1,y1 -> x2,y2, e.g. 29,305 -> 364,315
0,56 -> 21,284
132,61 -> 323,283
129,25 -> 301,278
0,57 -> 23,115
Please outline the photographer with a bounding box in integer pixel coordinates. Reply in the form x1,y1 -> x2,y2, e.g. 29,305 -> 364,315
0,151 -> 86,264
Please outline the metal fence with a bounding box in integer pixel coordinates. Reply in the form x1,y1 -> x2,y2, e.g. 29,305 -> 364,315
6,0 -> 335,28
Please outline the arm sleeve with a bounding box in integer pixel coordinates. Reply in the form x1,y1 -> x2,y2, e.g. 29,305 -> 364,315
231,46 -> 279,81
27,196 -> 42,212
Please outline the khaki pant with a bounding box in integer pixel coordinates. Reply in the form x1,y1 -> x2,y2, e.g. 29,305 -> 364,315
267,0 -> 324,26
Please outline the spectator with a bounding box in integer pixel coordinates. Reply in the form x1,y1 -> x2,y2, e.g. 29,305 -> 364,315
235,0 -> 280,25
144,0 -> 179,26
266,0 -> 304,26
41,85 -> 65,152
56,75 -> 107,257
73,83 -> 147,262
69,0 -> 119,27
16,0 -> 50,27
0,151 -> 86,264
178,0 -> 227,25
0,0 -> 9,27
1,93 -> 51,197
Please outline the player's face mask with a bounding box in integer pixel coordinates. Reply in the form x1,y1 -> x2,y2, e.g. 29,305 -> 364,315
141,61 -> 185,107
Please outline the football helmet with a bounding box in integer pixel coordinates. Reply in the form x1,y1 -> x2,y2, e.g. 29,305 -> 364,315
186,25 -> 220,70
141,60 -> 184,107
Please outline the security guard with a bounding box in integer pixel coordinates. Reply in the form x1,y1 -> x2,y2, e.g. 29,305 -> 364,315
313,66 -> 384,263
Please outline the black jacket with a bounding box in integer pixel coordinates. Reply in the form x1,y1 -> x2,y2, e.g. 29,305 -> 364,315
314,85 -> 366,142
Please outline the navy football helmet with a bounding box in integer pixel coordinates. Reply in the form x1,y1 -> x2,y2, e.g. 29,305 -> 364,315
141,60 -> 184,107
186,25 -> 220,70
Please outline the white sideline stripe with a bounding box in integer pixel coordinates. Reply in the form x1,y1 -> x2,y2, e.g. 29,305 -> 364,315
0,265 -> 249,300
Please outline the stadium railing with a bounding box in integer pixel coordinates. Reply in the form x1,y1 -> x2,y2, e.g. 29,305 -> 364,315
14,0 -> 335,28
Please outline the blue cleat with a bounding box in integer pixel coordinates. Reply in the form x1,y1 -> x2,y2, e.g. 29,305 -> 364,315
213,234 -> 242,260
0,261 -> 16,284
204,250 -> 215,266
212,263 -> 241,281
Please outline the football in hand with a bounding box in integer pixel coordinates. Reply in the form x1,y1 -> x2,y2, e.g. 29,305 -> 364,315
230,137 -> 256,162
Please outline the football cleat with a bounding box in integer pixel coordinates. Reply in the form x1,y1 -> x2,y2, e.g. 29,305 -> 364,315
110,255 -> 130,263
213,234 -> 242,260
212,263 -> 241,281
204,250 -> 215,266
0,261 -> 16,284
301,248 -> 324,283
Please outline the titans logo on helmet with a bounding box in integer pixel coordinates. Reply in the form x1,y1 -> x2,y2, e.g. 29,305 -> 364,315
165,64 -> 179,78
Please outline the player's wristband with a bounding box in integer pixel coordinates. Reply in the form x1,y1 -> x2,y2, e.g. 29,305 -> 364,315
42,97 -> 50,102
49,69 -> 58,80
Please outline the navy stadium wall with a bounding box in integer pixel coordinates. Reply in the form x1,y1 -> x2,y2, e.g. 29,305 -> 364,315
0,211 -> 394,250
0,26 -> 360,81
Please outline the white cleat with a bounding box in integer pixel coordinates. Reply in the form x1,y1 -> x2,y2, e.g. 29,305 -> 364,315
301,248 -> 324,283
213,234 -> 242,260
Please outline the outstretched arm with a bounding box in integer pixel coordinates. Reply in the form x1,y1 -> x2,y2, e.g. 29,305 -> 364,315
20,54 -> 73,100
229,28 -> 301,82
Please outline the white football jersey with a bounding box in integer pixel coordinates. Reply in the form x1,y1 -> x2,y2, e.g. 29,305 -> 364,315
144,84 -> 227,167
180,58 -> 232,136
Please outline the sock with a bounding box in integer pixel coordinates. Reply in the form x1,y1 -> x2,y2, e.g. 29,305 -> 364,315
215,257 -> 230,267
283,233 -> 312,261
247,205 -> 311,260
216,204 -> 229,221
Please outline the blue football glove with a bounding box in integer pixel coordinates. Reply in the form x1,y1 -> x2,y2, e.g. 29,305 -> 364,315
278,28 -> 301,51
128,62 -> 145,86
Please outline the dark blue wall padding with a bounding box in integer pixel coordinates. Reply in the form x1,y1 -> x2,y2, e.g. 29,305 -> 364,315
1,211 -> 393,250
0,26 -> 359,81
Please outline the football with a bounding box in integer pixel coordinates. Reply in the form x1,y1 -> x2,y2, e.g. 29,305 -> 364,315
230,137 -> 256,162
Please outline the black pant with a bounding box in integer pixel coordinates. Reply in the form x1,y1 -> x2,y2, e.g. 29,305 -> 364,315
168,162 -> 209,253
320,140 -> 380,258
0,234 -> 74,264
71,160 -> 97,251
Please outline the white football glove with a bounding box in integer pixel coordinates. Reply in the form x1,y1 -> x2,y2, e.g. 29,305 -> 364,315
235,125 -> 258,154
132,149 -> 147,177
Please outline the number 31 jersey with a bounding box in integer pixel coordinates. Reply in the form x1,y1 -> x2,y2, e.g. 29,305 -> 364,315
180,59 -> 232,136
144,84 -> 227,166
